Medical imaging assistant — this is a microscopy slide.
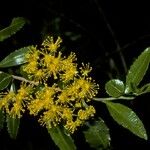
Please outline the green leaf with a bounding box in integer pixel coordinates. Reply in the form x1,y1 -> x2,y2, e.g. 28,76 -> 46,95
47,125 -> 76,150
0,17 -> 26,42
137,83 -> 150,95
105,79 -> 125,97
0,110 -> 5,130
0,46 -> 31,68
7,115 -> 20,139
0,72 -> 12,90
105,101 -> 147,140
126,47 -> 150,93
6,82 -> 19,139
83,118 -> 110,149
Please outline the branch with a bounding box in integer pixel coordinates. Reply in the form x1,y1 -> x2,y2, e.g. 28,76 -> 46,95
0,71 -> 38,85
93,96 -> 135,101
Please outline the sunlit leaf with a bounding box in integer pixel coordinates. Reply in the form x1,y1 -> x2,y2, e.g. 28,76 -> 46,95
105,101 -> 147,140
0,72 -> 12,90
0,46 -> 31,68
83,118 -> 110,149
47,125 -> 76,150
7,115 -> 20,139
105,79 -> 125,97
126,47 -> 150,93
0,17 -> 26,42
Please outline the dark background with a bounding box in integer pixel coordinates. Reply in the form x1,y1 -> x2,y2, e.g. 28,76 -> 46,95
0,0 -> 150,149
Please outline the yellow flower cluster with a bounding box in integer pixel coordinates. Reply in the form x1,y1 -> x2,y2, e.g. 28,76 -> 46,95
0,36 -> 99,133
0,83 -> 33,118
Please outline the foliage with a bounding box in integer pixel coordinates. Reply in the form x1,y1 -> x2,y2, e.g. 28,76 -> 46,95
0,17 -> 26,42
0,17 -> 149,150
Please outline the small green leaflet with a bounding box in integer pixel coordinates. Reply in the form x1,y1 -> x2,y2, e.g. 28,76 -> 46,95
83,118 -> 110,149
105,101 -> 147,140
0,17 -> 26,42
7,115 -> 20,139
47,125 -> 76,150
0,72 -> 12,90
0,46 -> 31,68
126,47 -> 150,94
105,79 -> 125,98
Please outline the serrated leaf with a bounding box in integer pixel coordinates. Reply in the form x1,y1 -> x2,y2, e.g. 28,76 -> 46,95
0,17 -> 26,42
0,46 -> 31,68
83,118 -> 110,149
105,79 -> 125,97
0,110 -> 5,130
105,101 -> 147,140
47,125 -> 76,150
7,115 -> 20,139
0,72 -> 12,90
126,48 -> 150,93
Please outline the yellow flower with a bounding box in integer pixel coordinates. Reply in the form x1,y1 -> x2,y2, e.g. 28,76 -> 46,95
23,60 -> 38,74
77,109 -> 88,120
9,102 -> 23,118
77,106 -> 95,120
0,91 -> 15,113
25,46 -> 39,62
57,85 -> 76,104
80,63 -> 92,77
9,83 -> 33,118
65,119 -> 82,133
62,108 -> 73,120
72,77 -> 99,99
33,69 -> 46,82
62,52 -> 77,69
17,83 -> 33,99
60,64 -> 77,82
42,36 -> 62,53
58,89 -> 70,103
28,85 -> 56,115
28,98 -> 45,115
39,105 -> 62,127
0,83 -> 33,118
86,105 -> 96,117
42,52 -> 62,79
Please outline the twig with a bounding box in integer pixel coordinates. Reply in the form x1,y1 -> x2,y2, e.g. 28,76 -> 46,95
93,96 -> 135,101
0,71 -> 38,85
12,75 -> 39,85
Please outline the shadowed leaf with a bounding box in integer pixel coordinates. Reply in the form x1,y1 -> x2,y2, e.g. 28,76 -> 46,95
83,118 -> 110,149
0,17 -> 26,42
0,72 -> 12,90
47,125 -> 76,150
7,115 -> 20,139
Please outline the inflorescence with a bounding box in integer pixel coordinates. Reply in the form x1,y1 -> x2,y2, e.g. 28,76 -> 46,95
0,36 -> 99,133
